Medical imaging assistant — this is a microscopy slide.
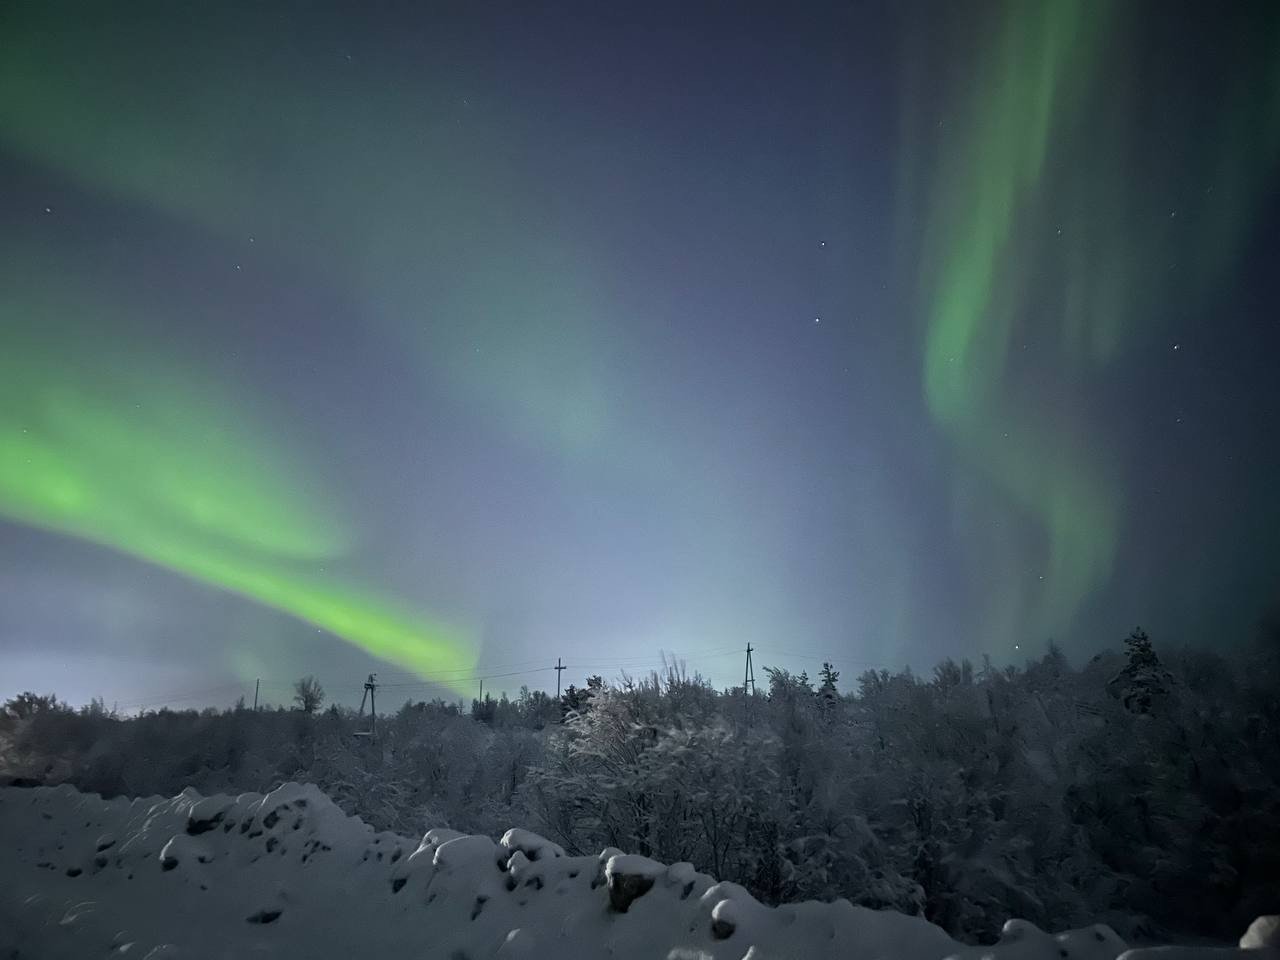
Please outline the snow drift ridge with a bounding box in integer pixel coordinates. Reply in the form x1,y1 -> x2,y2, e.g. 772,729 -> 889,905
0,782 -> 1273,959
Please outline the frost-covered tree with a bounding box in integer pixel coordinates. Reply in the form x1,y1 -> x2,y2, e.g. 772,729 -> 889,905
6,630 -> 1277,944
3,691 -> 64,721
1108,627 -> 1169,714
818,662 -> 840,711
292,675 -> 326,714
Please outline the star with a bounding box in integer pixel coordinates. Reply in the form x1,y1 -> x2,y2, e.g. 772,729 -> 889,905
814,317 -> 821,324
1172,343 -> 1180,351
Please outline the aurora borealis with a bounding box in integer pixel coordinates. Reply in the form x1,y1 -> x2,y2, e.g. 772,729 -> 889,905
0,302 -> 475,693
903,0 -> 1280,656
2,1 -> 1278,707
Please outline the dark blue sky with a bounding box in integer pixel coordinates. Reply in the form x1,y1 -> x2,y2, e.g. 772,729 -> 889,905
1,0 -> 1278,708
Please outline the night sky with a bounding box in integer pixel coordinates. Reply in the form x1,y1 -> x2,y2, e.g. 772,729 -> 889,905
2,1 -> 1278,709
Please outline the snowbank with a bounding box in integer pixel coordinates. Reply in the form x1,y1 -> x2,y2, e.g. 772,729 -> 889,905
0,783 -> 1271,959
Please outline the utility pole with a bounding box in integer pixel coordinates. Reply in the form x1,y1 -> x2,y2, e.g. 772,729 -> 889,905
555,657 -> 566,700
253,678 -> 260,711
357,673 -> 378,738
743,644 -> 756,726
478,678 -> 484,703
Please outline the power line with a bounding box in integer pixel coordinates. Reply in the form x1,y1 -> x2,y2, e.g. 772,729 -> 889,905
753,648 -> 895,670
562,649 -> 742,671
67,645 -> 816,713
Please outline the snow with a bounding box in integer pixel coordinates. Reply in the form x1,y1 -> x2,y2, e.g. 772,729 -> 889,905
0,782 -> 1271,959
500,827 -> 566,864
1240,917 -> 1280,950
606,853 -> 667,879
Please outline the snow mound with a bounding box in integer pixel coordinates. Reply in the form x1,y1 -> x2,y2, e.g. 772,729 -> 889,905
0,783 -> 1270,960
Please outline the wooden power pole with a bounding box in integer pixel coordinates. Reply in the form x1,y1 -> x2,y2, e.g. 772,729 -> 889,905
356,673 -> 378,738
555,657 -> 566,700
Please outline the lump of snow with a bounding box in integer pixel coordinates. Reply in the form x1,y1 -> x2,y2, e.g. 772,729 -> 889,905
951,921 -> 1127,960
425,827 -> 467,844
505,850 -> 530,877
499,828 -> 564,864
1242,917 -> 1280,950
605,853 -> 664,881
711,898 -> 739,940
185,796 -> 234,836
405,827 -> 467,867
432,834 -> 497,871
665,862 -> 696,885
605,853 -> 663,913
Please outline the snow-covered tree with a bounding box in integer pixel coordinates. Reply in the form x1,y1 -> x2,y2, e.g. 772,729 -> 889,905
1107,627 -> 1169,714
292,676 -> 326,715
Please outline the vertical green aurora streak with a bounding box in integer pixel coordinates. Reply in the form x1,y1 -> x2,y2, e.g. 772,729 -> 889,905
906,0 -> 1280,647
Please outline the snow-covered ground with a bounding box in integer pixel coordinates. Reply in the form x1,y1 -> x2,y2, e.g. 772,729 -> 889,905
0,783 -> 1272,960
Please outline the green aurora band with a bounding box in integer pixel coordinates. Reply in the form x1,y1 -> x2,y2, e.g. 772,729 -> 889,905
0,1 -> 766,666
0,2 -> 605,684
904,0 -> 1280,645
0,300 -> 476,692
0,1 -> 619,463
5,0 -> 1277,667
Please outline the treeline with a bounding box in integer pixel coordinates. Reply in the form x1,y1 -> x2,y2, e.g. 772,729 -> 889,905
2,629 -> 1278,944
